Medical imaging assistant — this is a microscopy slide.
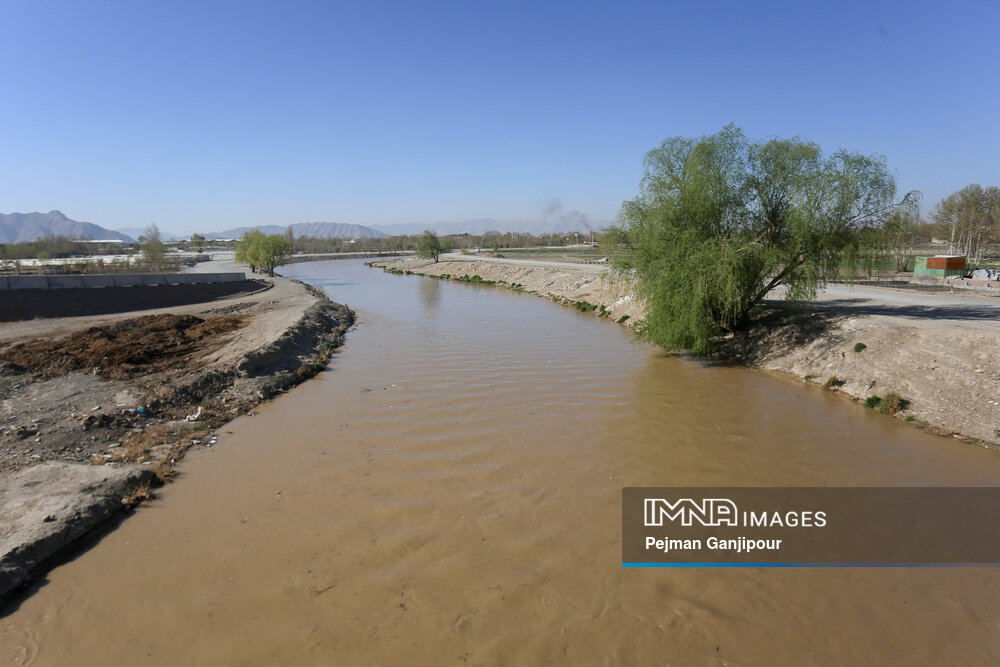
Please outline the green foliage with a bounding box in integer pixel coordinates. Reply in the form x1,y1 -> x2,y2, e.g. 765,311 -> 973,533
906,415 -> 915,422
417,230 -> 444,262
616,314 -> 630,324
824,376 -> 845,389
140,223 -> 166,270
607,125 -> 914,355
457,274 -> 497,285
235,230 -> 291,277
190,233 -> 206,253
853,342 -> 867,353
865,395 -> 883,409
857,207 -> 919,277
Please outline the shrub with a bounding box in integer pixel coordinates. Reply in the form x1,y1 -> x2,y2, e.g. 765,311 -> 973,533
865,395 -> 883,409
824,376 -> 845,389
853,342 -> 867,353
880,392 -> 904,416
617,314 -> 630,324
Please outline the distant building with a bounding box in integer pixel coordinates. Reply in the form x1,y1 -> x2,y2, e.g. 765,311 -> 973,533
914,255 -> 966,278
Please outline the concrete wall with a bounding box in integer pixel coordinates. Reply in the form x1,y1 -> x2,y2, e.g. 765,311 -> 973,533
0,272 -> 245,291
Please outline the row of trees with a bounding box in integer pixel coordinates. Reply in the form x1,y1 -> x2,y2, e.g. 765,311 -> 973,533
289,229 -> 598,255
0,236 -> 126,260
929,184 -> 1000,265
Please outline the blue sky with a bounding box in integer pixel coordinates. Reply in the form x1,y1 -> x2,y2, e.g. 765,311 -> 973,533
1,0 -> 997,235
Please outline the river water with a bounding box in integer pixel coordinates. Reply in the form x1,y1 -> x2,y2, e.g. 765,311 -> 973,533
3,259 -> 1000,665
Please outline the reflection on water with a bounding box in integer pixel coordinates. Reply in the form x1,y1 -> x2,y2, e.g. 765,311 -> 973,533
2,259 -> 1000,665
417,273 -> 441,312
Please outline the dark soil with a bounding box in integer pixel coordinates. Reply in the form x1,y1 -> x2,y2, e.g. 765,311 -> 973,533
0,314 -> 245,380
0,295 -> 354,474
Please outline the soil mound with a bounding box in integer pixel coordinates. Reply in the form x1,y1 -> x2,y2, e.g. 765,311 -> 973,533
0,314 -> 245,380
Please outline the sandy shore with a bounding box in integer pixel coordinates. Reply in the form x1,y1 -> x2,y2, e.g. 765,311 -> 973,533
0,264 -> 353,601
374,255 -> 1000,449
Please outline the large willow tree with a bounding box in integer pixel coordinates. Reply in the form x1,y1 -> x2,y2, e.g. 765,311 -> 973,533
608,125 -> 915,355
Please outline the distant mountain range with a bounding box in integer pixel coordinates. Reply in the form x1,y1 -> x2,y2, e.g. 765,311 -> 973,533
371,218 -> 603,236
0,212 -> 608,245
203,222 -> 387,240
0,211 -> 135,244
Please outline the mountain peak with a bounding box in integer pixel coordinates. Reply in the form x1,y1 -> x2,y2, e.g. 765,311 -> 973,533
0,211 -> 135,243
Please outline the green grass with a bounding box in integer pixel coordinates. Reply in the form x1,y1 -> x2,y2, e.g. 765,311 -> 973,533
865,395 -> 882,409
457,274 -> 498,286
853,342 -> 867,353
616,314 -> 630,324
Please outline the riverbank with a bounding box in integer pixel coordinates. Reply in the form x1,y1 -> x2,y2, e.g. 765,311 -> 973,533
373,255 -> 1000,449
0,267 -> 354,602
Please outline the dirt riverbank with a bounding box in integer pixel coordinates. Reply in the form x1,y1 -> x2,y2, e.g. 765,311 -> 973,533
374,255 -> 1000,449
0,270 -> 353,601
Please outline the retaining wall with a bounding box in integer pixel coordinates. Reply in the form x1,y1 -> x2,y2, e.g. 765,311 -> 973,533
0,273 -> 245,291
0,277 -> 264,322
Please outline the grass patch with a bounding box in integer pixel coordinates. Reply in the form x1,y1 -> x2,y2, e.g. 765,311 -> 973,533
823,376 -> 845,390
906,415 -> 915,422
865,395 -> 882,409
853,342 -> 867,353
616,314 -> 630,324
457,274 -> 498,286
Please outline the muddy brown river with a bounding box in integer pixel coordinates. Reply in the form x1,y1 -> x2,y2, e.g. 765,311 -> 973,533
3,259 -> 1000,665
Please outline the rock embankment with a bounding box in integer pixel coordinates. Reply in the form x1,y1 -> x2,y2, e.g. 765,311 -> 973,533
374,256 -> 1000,451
